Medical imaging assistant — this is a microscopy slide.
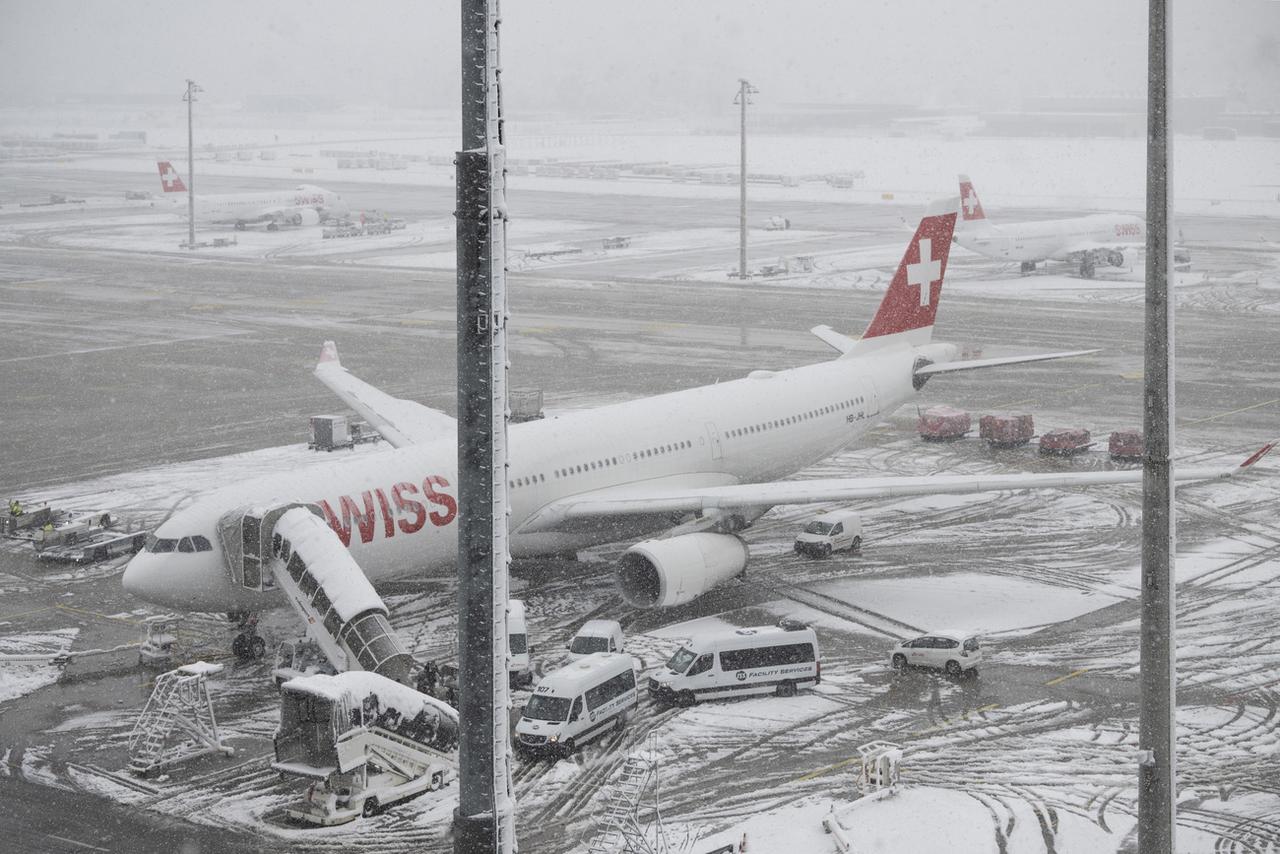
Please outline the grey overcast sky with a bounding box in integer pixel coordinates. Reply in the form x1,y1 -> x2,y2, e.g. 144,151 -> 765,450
1,1 -> 1277,113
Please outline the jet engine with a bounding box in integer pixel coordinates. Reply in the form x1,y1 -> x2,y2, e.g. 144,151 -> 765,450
291,209 -> 321,227
616,533 -> 749,608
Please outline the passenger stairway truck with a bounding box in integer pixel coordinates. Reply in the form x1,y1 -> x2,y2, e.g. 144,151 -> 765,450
216,503 -> 414,683
221,503 -> 453,823
273,671 -> 459,825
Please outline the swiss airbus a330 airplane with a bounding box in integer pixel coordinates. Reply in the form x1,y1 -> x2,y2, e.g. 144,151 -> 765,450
155,161 -> 349,231
122,210 -> 1274,622
953,174 -> 1146,278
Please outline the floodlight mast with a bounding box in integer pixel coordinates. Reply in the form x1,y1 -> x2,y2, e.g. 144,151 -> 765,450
453,0 -> 515,852
1138,0 -> 1176,851
734,78 -> 758,281
182,79 -> 201,249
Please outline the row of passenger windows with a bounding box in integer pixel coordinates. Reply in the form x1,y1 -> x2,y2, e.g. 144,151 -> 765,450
146,533 -> 213,554
724,397 -> 867,439
502,401 -> 870,492
507,439 -> 696,490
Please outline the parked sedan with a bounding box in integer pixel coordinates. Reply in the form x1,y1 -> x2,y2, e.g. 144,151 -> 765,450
889,630 -> 981,677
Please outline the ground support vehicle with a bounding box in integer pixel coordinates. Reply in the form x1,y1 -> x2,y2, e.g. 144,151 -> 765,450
566,619 -> 624,661
32,512 -> 147,563
917,405 -> 971,441
515,653 -> 637,759
1039,428 -> 1093,456
648,622 -> 820,706
508,599 -> 534,687
979,413 -> 1034,447
1109,429 -> 1144,461
274,671 -> 458,825
794,510 -> 863,557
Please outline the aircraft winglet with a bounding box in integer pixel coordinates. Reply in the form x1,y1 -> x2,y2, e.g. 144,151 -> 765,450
1239,439 -> 1279,470
318,340 -> 341,366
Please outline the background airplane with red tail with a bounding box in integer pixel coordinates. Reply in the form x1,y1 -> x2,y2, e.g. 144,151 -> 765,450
953,174 -> 1146,278
155,160 -> 349,231
121,205 -> 1274,622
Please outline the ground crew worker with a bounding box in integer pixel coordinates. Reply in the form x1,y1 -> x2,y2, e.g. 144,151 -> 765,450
9,499 -> 22,516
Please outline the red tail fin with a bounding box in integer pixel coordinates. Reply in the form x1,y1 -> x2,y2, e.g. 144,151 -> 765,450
859,212 -> 957,347
958,174 -> 985,222
157,161 -> 187,193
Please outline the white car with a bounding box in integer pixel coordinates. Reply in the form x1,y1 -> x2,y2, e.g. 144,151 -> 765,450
794,510 -> 863,558
889,630 -> 981,677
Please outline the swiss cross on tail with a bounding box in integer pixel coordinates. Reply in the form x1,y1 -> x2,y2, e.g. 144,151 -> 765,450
156,161 -> 187,193
957,174 -> 985,221
859,212 -> 957,346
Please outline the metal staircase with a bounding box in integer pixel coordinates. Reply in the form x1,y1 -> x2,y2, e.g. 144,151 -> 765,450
127,662 -> 232,776
585,739 -> 669,854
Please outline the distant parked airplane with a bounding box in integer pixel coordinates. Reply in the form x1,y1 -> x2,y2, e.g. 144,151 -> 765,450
156,161 -> 348,230
954,174 -> 1145,277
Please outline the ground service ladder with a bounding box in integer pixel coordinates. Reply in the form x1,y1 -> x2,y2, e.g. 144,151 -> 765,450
586,755 -> 660,854
127,663 -> 231,776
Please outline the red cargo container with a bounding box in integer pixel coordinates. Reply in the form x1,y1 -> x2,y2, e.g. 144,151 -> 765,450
1109,429 -> 1144,461
979,413 -> 1035,447
918,405 -> 971,441
1039,428 -> 1092,455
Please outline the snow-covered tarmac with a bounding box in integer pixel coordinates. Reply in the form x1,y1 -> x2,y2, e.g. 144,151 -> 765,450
2,125 -> 1279,853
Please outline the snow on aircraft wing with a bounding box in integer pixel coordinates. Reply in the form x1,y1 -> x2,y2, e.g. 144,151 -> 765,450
519,441 -> 1276,533
914,349 -> 1101,377
313,341 -> 455,448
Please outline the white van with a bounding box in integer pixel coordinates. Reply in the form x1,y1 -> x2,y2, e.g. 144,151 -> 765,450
794,510 -> 863,557
566,619 -> 624,661
648,622 -> 821,706
514,652 -> 637,758
508,599 -> 533,687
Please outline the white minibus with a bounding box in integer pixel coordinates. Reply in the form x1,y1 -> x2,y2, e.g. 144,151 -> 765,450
514,652 -> 637,757
648,622 -> 820,706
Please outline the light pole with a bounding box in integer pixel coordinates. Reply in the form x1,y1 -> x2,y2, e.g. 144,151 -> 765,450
1138,0 -> 1176,850
182,79 -> 201,249
734,79 -> 758,280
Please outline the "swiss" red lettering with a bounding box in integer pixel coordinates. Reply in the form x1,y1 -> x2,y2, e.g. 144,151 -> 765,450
321,475 -> 454,544
423,475 -> 457,527
393,482 -> 427,534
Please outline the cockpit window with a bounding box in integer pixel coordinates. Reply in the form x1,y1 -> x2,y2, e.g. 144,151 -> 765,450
192,535 -> 212,552
178,537 -> 194,553
147,536 -> 178,553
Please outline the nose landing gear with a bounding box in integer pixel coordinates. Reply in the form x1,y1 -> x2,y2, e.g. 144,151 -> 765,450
230,612 -> 266,661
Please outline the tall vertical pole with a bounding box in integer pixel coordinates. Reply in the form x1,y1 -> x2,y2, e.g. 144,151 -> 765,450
1138,0 -> 1175,851
183,79 -> 199,249
454,0 -> 514,852
735,79 -> 756,280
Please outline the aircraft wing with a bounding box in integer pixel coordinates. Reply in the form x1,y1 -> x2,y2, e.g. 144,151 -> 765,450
519,442 -> 1276,533
1053,240 -> 1144,259
313,341 -> 455,448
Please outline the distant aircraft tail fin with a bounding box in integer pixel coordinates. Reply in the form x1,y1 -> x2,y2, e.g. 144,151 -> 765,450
958,174 -> 987,223
157,161 -> 187,193
852,204 -> 958,353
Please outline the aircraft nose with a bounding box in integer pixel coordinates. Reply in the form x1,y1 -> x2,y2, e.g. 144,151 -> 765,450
121,552 -> 153,598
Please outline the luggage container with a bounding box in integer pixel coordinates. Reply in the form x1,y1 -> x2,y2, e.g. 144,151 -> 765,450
1109,429 -> 1144,461
917,405 -> 971,441
979,413 -> 1034,447
1039,428 -> 1093,456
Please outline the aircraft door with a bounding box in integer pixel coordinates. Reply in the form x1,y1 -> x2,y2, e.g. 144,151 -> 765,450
704,422 -> 723,461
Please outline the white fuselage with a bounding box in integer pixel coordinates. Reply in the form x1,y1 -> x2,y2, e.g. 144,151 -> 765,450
165,185 -> 347,226
956,214 -> 1144,263
122,342 -> 950,613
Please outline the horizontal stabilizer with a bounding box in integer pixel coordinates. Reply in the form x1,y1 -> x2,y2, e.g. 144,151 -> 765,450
914,349 -> 1100,377
810,325 -> 858,355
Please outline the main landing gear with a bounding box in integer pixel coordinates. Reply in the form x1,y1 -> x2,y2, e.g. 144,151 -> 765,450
228,611 -> 266,661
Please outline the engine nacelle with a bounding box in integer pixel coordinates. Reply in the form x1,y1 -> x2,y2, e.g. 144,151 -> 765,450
295,208 -> 321,226
616,533 -> 748,608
